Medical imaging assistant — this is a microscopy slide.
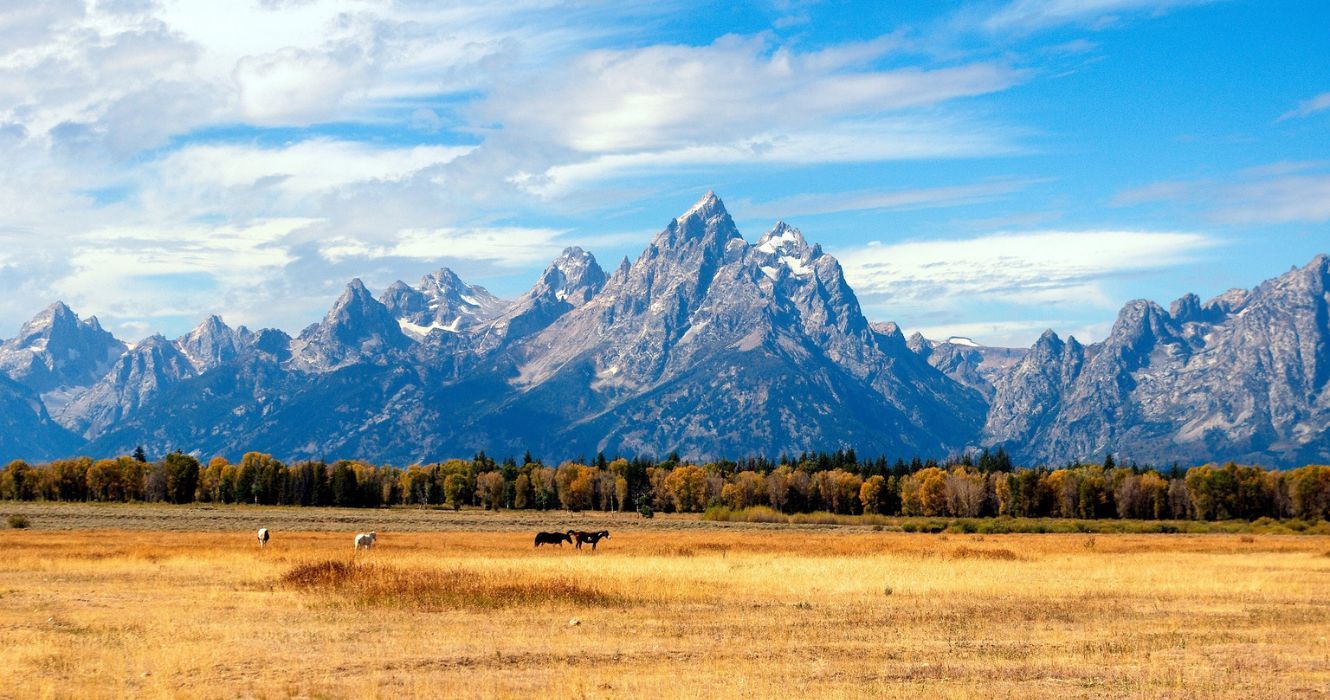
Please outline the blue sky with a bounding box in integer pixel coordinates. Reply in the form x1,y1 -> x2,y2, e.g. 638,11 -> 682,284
0,0 -> 1327,347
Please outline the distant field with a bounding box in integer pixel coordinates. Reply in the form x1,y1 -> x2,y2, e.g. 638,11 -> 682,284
2,504 -> 1329,698
4,501 -> 1328,535
0,501 -> 692,532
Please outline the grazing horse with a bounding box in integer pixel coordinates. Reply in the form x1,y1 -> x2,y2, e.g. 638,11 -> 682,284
571,530 -> 610,550
534,531 -> 573,547
257,528 -> 270,548
354,531 -> 377,550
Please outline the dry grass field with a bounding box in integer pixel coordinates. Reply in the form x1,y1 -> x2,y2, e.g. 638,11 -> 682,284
2,505 -> 1329,698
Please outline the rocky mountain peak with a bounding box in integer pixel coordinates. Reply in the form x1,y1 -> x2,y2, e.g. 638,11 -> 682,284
906,331 -> 928,355
478,247 -> 608,347
610,256 -> 632,284
0,300 -> 127,396
423,267 -> 468,293
1104,299 -> 1175,359
293,279 -> 408,370
1169,293 -> 1204,324
383,268 -> 507,338
755,221 -> 810,256
178,315 -> 246,371
537,247 -> 606,306
677,190 -> 723,223
1030,329 -> 1064,355
654,191 -> 741,252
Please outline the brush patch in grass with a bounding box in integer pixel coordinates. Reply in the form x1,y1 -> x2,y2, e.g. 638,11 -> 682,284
946,546 -> 1024,561
280,560 -> 624,610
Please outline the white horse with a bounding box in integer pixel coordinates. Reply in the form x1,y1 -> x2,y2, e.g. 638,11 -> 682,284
354,531 -> 377,550
257,528 -> 270,548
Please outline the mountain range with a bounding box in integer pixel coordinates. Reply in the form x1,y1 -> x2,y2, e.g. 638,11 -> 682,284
2,192 -> 1327,467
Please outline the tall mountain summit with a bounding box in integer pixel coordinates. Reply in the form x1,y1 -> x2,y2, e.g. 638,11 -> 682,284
1,194 -> 1328,467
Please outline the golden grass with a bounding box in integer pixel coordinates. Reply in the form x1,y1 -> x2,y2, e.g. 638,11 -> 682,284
1,506 -> 1328,698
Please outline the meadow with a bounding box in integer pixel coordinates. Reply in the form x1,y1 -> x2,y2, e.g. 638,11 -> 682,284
2,504 -> 1328,698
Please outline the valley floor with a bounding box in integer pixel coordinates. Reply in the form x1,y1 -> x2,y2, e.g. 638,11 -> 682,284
2,505 -> 1328,698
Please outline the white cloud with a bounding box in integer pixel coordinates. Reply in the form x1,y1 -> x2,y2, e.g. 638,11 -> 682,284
980,0 -> 1217,33
320,226 -> 570,267
1279,92 -> 1330,121
836,229 -> 1216,310
1214,174 -> 1330,225
153,140 -> 474,197
486,34 -> 1024,195
518,120 -> 1022,197
1115,163 -> 1330,225
233,47 -> 371,124
489,34 -> 1016,154
53,218 -> 312,332
484,35 -> 1020,154
741,179 -> 1041,219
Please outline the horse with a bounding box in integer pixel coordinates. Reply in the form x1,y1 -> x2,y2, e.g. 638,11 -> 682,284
571,530 -> 610,550
257,528 -> 270,548
534,531 -> 573,547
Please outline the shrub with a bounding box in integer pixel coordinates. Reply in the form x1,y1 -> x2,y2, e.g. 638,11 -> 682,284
947,546 -> 1022,561
280,560 -> 621,610
6,514 -> 29,529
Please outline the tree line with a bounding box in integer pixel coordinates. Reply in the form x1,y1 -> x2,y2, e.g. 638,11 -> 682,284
2,448 -> 1329,522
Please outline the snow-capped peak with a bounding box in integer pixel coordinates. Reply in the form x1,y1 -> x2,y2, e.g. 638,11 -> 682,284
755,221 -> 809,255
678,190 -> 722,222
753,222 -> 815,277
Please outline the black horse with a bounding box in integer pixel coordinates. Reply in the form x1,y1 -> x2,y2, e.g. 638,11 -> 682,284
534,531 -> 573,547
571,530 -> 610,550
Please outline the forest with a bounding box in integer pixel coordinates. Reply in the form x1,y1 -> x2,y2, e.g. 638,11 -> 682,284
3,448 -> 1330,522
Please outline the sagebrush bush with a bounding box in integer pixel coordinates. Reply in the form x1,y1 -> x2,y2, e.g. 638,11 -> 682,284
280,560 -> 622,610
7,514 -> 29,529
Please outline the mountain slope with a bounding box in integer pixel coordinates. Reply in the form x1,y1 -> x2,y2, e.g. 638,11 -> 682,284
0,374 -> 81,461
986,254 -> 1330,465
0,302 -> 126,410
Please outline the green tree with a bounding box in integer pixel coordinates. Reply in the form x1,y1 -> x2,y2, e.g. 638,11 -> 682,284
331,461 -> 358,507
444,473 -> 467,510
162,452 -> 200,504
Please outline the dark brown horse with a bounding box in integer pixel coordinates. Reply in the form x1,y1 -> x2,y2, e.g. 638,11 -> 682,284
570,530 -> 610,550
534,531 -> 573,547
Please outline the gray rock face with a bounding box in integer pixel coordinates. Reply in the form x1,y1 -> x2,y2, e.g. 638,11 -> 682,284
381,268 -> 508,339
61,334 -> 198,439
56,315 -> 288,440
986,254 -> 1330,466
291,279 -> 411,371
178,315 -> 250,372
0,301 -> 126,408
476,246 -> 607,349
908,334 -> 1025,400
0,374 -> 80,461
